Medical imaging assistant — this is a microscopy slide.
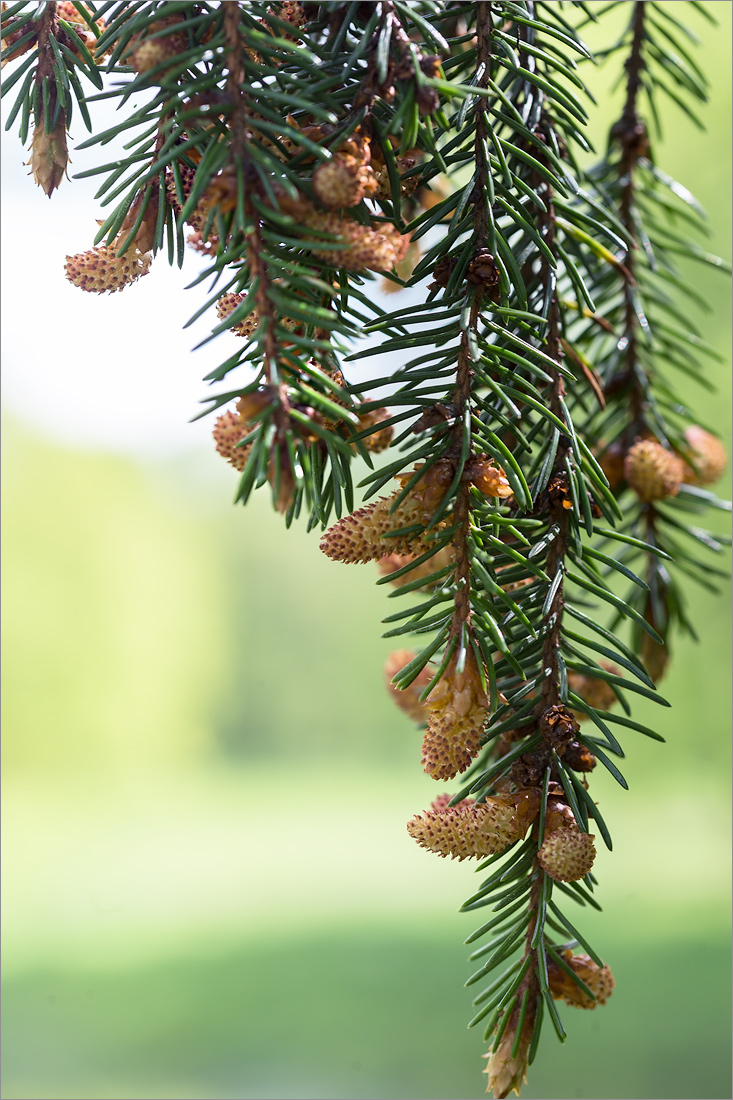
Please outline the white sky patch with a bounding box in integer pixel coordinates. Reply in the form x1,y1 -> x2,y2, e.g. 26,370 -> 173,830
1,93 -> 419,459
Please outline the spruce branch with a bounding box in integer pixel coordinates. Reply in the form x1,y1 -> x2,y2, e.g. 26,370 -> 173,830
1,3 -> 729,1097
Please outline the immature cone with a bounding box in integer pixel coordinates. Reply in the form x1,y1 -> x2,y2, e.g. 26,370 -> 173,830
421,651 -> 490,780
407,790 -> 539,861
128,22 -> 188,75
484,998 -> 536,1099
65,243 -> 152,293
276,0 -> 307,30
624,439 -> 683,502
538,823 -> 596,882
56,1 -> 112,60
313,152 -> 377,209
568,663 -> 620,713
188,230 -> 219,256
384,651 -> 431,724
29,117 -> 68,197
166,163 -> 196,216
596,439 -> 626,490
377,544 -> 454,588
320,462 -> 454,564
548,950 -> 615,1010
213,410 -> 252,471
308,213 -> 410,272
373,149 -> 423,200
217,293 -> 260,338
681,425 -> 727,486
354,407 -> 393,453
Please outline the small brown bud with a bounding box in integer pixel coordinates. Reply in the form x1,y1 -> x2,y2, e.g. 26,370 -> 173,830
540,705 -> 579,753
596,439 -> 626,490
268,443 -> 295,514
236,389 -> 271,423
641,632 -> 669,684
416,84 -> 440,115
430,255 -> 457,289
547,471 -> 574,511
467,248 -> 500,290
563,740 -> 597,772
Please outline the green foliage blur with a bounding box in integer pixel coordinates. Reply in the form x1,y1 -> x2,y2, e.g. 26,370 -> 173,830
2,5 -> 731,1098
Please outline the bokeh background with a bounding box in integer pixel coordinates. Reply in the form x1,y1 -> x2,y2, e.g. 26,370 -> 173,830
2,4 -> 731,1098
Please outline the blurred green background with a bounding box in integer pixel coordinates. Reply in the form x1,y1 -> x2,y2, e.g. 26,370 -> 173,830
2,4 -> 731,1099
